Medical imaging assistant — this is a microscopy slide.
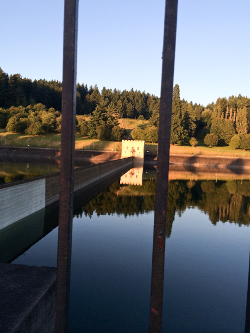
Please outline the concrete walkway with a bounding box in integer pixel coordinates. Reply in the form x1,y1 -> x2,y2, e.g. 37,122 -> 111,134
0,263 -> 56,333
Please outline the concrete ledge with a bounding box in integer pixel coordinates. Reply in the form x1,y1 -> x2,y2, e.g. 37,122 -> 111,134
0,147 -> 121,163
0,263 -> 56,333
145,153 -> 250,169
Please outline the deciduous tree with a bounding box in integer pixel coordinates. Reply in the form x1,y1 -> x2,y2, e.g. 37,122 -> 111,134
204,133 -> 218,147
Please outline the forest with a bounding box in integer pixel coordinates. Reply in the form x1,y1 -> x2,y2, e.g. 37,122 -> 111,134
1,67 -> 250,148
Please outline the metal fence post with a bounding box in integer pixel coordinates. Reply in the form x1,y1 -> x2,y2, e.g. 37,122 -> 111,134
55,0 -> 79,332
149,1 -> 178,332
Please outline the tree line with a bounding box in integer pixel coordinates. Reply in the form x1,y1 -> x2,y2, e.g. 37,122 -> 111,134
201,95 -> 250,149
0,67 -> 159,118
1,67 -> 250,146
0,67 -> 159,140
131,84 -> 250,148
0,102 -> 127,140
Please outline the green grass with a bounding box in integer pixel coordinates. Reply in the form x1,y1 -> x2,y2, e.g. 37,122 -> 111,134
118,118 -> 148,129
118,118 -> 148,136
0,130 -> 62,148
0,130 -> 121,151
169,142 -> 250,158
145,141 -> 250,158
1,128 -> 250,158
75,136 -> 121,151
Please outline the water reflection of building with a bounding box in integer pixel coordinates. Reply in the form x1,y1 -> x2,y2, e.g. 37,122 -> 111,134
120,166 -> 143,185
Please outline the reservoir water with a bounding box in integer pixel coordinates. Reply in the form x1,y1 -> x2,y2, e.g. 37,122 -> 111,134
1,161 -> 250,332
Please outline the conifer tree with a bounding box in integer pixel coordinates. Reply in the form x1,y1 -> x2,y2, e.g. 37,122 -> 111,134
182,101 -> 196,138
171,84 -> 185,144
236,107 -> 248,134
0,68 -> 9,107
87,99 -> 118,139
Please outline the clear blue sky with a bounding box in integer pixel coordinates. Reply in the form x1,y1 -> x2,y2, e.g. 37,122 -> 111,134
0,0 -> 249,106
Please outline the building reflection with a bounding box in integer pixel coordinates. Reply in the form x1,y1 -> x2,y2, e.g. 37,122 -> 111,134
120,165 -> 143,186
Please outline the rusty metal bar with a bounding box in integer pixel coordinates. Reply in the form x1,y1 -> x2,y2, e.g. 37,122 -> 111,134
245,255 -> 250,333
149,0 -> 178,332
55,0 -> 79,332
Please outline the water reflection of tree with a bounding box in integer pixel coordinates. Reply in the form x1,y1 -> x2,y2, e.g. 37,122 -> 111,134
166,181 -> 190,237
74,178 -> 250,235
1,174 -> 46,184
197,180 -> 250,225
74,180 -> 156,218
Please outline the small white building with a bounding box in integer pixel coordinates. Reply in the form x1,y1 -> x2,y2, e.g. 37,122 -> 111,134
121,140 -> 145,162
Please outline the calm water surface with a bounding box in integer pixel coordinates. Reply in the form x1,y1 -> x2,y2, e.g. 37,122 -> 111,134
3,163 -> 250,332
0,160 -> 60,184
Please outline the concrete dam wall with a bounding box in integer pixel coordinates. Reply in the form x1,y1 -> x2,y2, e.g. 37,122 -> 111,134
0,157 -> 133,231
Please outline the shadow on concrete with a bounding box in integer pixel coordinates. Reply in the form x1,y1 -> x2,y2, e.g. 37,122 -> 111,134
182,155 -> 199,173
226,158 -> 245,175
179,155 -> 250,176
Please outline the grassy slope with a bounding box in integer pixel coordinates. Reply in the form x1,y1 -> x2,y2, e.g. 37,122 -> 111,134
1,120 -> 250,158
0,129 -> 121,151
169,143 -> 250,158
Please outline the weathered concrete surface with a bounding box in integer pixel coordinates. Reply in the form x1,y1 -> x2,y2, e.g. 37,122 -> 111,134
0,146 -> 121,163
0,263 -> 56,333
0,179 -> 45,230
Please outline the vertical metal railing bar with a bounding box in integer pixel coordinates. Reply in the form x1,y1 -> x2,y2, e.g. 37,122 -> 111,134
245,255 -> 250,333
55,0 -> 79,332
149,0 -> 178,332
